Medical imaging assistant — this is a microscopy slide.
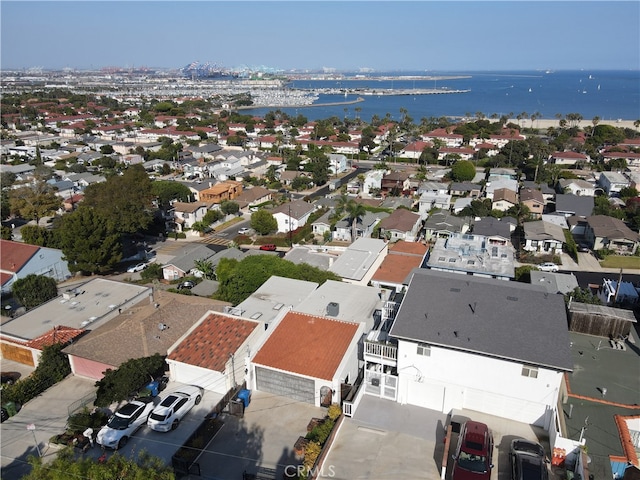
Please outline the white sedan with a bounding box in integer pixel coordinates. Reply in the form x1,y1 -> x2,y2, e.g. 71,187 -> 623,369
147,385 -> 203,432
537,262 -> 559,272
96,398 -> 155,449
127,262 -> 147,273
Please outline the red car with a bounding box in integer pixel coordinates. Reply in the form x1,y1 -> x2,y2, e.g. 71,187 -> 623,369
452,421 -> 494,480
259,244 -> 277,251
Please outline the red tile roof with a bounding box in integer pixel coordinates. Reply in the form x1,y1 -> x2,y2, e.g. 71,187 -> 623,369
389,240 -> 429,256
0,240 -> 39,273
168,313 -> 259,372
252,312 -> 360,381
26,325 -> 85,349
371,247 -> 426,284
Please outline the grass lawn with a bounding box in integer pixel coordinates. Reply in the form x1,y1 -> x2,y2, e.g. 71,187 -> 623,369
600,255 -> 640,269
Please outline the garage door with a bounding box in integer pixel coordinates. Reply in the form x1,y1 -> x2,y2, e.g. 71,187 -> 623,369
255,367 -> 315,404
406,379 -> 445,411
463,388 -> 547,426
1,342 -> 34,366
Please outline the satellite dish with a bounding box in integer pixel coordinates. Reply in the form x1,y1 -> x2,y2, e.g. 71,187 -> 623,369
158,323 -> 167,331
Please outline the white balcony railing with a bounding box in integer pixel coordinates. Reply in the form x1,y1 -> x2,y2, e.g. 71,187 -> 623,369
364,341 -> 398,364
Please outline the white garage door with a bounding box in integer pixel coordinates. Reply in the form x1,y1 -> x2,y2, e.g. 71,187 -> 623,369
255,367 -> 315,404
463,388 -> 547,426
407,379 -> 445,411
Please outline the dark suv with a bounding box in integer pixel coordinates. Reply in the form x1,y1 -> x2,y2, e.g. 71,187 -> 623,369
452,421 -> 494,480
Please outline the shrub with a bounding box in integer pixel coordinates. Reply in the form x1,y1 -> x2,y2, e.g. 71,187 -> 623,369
67,408 -> 108,434
306,418 -> 335,445
327,404 -> 342,421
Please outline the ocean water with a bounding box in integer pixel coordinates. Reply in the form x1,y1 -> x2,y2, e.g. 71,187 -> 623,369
242,70 -> 640,123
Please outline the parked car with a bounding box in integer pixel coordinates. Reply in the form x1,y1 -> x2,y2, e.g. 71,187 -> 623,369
127,262 -> 147,273
452,421 -> 494,480
537,262 -> 559,272
97,398 -> 156,449
147,385 -> 203,432
238,227 -> 251,235
177,281 -> 195,290
259,244 -> 277,251
1,371 -> 21,386
510,439 -> 549,480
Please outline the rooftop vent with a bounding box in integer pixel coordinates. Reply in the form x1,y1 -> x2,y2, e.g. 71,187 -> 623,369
326,302 -> 339,317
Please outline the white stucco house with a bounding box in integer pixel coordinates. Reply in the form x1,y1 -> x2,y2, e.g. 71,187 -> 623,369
327,153 -> 348,175
379,270 -> 573,429
271,200 -> 315,233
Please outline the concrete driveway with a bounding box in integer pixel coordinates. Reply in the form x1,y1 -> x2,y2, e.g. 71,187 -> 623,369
319,396 -> 555,480
188,391 -> 325,480
0,374 -> 96,480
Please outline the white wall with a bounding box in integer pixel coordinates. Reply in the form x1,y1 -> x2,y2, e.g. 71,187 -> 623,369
396,340 -> 563,426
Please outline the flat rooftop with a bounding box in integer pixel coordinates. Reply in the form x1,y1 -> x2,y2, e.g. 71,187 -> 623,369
1,278 -> 150,341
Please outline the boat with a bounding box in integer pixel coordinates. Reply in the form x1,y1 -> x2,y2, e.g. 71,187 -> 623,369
528,88 -> 532,93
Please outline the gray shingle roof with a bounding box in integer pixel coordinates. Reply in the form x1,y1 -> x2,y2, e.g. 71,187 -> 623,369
389,269 -> 573,371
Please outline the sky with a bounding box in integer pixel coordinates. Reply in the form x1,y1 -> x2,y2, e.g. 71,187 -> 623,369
1,1 -> 639,72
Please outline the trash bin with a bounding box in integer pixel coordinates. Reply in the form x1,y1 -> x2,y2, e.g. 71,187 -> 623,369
236,389 -> 251,409
3,401 -> 17,417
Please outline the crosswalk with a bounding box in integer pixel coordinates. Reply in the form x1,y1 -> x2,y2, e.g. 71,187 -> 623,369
197,235 -> 232,247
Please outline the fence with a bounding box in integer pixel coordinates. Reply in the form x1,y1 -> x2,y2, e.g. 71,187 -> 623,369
68,391 -> 97,417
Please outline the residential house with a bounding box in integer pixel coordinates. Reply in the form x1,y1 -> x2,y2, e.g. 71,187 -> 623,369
328,238 -> 388,286
452,197 -> 474,214
520,187 -> 546,218
522,181 -> 556,203
171,201 -> 213,233
332,210 -> 388,242
488,167 -> 518,181
1,279 -> 150,366
548,151 -> 590,166
426,233 -> 516,280
602,150 -> 640,167
370,241 -> 428,293
558,179 -> 597,197
598,279 -> 639,306
284,246 -> 335,271
386,269 -> 572,428
438,147 -> 475,162
599,172 -> 630,196
471,216 -> 516,246
449,182 -> 482,198
377,209 -> 423,243
400,140 -> 432,160
250,311 -> 365,407
381,171 -> 411,195
421,128 -> 464,147
418,190 -> 452,216
492,188 -> 518,212
271,199 -> 315,233
584,215 -> 640,254
231,276 -> 319,328
295,280 -> 388,331
529,271 -> 579,295
327,153 -> 348,175
166,312 -> 263,394
522,220 -> 566,255
162,246 -> 244,281
0,240 -> 71,294
188,143 -> 223,160
234,186 -> 272,212
362,170 -> 385,197
423,212 -> 471,241
485,178 -> 519,200
199,180 -> 243,203
553,194 -> 594,218
311,211 -> 333,238
63,291 -> 230,380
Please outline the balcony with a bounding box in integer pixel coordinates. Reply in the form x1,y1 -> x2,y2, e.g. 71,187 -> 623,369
364,332 -> 397,367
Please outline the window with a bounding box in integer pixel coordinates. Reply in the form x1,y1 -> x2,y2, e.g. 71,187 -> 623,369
417,343 -> 431,356
521,365 -> 538,378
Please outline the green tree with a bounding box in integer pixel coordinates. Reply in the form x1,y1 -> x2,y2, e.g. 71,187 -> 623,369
450,160 -> 476,182
151,180 -> 193,207
251,209 -> 277,235
23,448 -> 174,480
95,354 -> 166,407
57,206 -> 123,274
0,225 -> 11,240
564,287 -> 602,305
140,262 -> 162,281
82,164 -> 154,234
191,221 -> 208,235
215,255 -> 341,304
220,200 -> 240,216
194,258 -> 215,280
8,182 -> 61,226
334,195 -> 367,241
12,274 -> 58,310
20,224 -> 59,247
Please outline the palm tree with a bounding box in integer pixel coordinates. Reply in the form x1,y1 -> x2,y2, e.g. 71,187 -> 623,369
334,195 -> 367,242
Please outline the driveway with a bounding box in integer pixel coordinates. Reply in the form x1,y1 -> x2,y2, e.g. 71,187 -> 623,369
0,374 -> 96,480
188,391 -> 325,479
319,396 -> 556,480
